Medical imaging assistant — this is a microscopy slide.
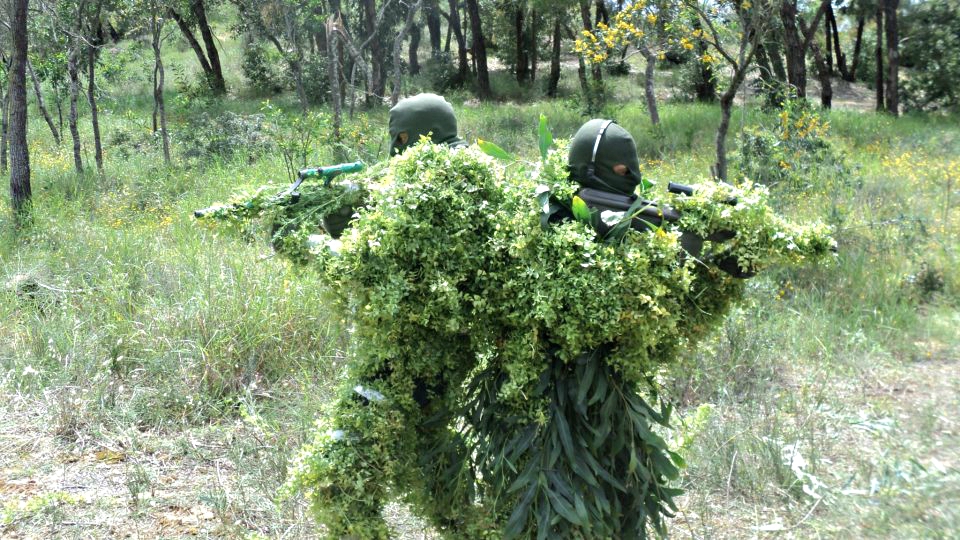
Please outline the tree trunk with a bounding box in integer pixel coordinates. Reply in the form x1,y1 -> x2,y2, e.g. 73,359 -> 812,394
362,0 -> 386,99
392,0 -> 422,105
426,0 -> 442,54
529,9 -> 538,82
547,18 -> 562,98
693,20 -> 716,102
27,61 -> 60,145
88,34 -> 104,173
8,0 -> 31,216
515,7 -> 528,84
167,8 -> 215,87
847,16 -> 865,81
780,0 -> 807,97
0,92 -> 8,174
756,43 -> 775,82
408,21 -> 422,76
640,47 -> 660,125
824,7 -> 833,75
326,17 -> 343,150
875,4 -> 884,112
465,0 -> 491,98
191,0 -> 226,94
152,12 -> 170,164
883,0 -> 899,115
579,0 -> 603,107
67,40 -> 83,173
828,4 -> 849,80
448,0 -> 468,84
716,92 -> 734,181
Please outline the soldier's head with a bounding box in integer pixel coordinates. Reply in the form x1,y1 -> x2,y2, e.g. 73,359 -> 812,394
568,119 -> 643,196
388,93 -> 467,156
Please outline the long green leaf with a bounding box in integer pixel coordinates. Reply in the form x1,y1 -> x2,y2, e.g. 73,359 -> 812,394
477,138 -> 513,160
571,196 -> 592,223
538,114 -> 553,161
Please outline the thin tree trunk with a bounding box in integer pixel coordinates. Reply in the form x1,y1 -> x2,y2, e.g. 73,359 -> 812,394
326,17 -> 343,149
884,0 -> 899,115
640,46 -> 660,125
53,80 -> 64,135
1,85 -> 8,174
67,40 -> 83,173
802,20 -> 832,108
167,8 -> 215,83
448,0 -> 468,84
716,92 -> 734,181
547,18 -> 562,98
780,0 -> 807,96
362,0 -> 386,98
579,0 -> 603,89
465,0 -> 491,98
191,0 -> 226,94
425,0 -> 442,53
87,28 -> 104,173
8,0 -> 31,216
875,4 -> 884,112
152,11 -> 170,164
27,61 -> 60,145
408,21 -> 422,76
828,4 -> 849,79
824,7 -> 833,75
529,9 -> 538,82
392,0 -> 422,105
847,16 -> 865,81
515,7 -> 528,84
152,60 -> 159,132
694,20 -> 717,101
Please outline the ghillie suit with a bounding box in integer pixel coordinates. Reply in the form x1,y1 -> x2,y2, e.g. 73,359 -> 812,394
197,128 -> 834,538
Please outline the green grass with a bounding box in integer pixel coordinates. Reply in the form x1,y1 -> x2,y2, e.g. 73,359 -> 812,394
1,21 -> 958,539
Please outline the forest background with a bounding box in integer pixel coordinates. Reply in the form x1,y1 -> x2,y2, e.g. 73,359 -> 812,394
0,0 -> 958,537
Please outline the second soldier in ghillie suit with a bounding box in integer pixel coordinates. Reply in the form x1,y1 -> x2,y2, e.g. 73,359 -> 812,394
290,93 -> 482,539
320,93 -> 467,240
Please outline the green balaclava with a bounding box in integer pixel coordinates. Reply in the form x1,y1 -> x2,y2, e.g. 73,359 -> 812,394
568,119 -> 643,196
388,93 -> 467,156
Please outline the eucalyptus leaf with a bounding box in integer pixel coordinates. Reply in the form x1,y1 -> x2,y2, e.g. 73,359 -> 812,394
477,138 -> 513,160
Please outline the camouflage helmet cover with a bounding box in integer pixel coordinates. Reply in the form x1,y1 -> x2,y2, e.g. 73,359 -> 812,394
568,119 -> 643,196
388,93 -> 467,155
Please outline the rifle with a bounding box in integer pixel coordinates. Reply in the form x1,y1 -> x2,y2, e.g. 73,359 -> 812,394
194,161 -> 364,219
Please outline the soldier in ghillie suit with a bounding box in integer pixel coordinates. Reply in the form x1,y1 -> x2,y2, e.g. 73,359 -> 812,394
320,93 -> 467,240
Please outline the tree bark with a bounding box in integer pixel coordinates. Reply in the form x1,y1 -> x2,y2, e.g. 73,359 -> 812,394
425,0 -> 442,53
191,0 -> 226,94
8,0 -> 31,216
579,0 -> 603,109
824,6 -> 833,75
408,21 -> 422,75
875,4 -> 884,112
67,39 -> 83,173
27,60 -> 60,145
693,20 -> 716,102
847,16 -> 865,81
167,8 -> 216,87
780,1 -> 807,96
547,18 -> 562,98
392,0 -> 422,105
883,0 -> 899,115
801,18 -> 832,108
515,7 -> 528,84
640,46 -> 660,125
362,0 -> 386,98
447,0 -> 468,84
326,17 -> 343,149
87,14 -> 104,174
828,4 -> 848,80
465,0 -> 491,98
529,9 -> 538,82
0,91 -> 8,174
151,11 -> 170,164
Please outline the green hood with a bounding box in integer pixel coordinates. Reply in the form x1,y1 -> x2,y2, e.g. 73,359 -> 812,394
388,93 -> 467,156
568,119 -> 643,196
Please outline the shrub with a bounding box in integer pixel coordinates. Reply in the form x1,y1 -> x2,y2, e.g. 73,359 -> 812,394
734,98 -> 848,190
241,40 -> 288,95
422,52 -> 461,92
178,112 -> 272,161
